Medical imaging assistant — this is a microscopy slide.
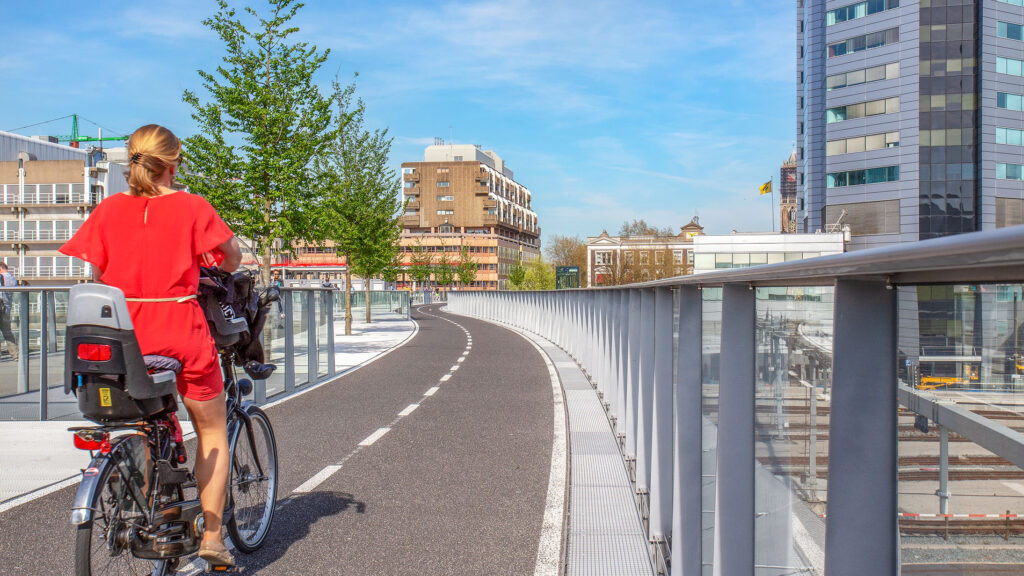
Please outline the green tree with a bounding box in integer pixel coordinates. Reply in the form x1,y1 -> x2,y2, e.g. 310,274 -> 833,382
316,76 -> 403,331
521,257 -> 556,290
507,260 -> 527,290
434,248 -> 457,291
545,234 -> 588,285
456,246 -> 479,288
181,0 -> 335,287
408,241 -> 433,290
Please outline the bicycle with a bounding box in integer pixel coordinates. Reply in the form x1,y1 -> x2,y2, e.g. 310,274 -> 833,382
65,279 -> 280,575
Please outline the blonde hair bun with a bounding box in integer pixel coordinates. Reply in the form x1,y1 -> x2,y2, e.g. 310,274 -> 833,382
126,124 -> 181,197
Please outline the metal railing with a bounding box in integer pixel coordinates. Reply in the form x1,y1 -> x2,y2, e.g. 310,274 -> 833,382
447,225 -> 1024,576
0,287 -> 409,421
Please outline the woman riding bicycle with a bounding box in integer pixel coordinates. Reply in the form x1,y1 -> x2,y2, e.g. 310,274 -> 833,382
61,124 -> 242,569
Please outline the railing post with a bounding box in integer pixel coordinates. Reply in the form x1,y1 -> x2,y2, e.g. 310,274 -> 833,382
38,291 -> 48,421
825,279 -> 898,576
636,288 -> 656,498
327,290 -> 336,377
46,291 -> 57,353
626,288 -> 642,461
672,285 -> 702,576
650,286 -> 675,552
284,291 -> 295,394
718,283 -> 755,576
616,289 -> 629,437
307,290 -> 317,383
18,291 -> 29,395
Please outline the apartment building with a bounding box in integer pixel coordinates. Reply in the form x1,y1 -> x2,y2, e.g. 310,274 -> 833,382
0,132 -> 127,284
399,143 -> 540,290
585,218 -> 705,287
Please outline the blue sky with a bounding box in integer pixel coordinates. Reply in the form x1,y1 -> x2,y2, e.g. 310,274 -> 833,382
1,0 -> 795,239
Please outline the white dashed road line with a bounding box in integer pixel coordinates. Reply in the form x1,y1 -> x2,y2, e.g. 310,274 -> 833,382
440,374 -> 452,382
358,427 -> 392,447
424,386 -> 439,396
398,404 -> 420,417
293,465 -> 343,493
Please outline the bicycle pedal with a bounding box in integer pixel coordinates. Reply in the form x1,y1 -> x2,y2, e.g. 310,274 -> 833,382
205,564 -> 242,573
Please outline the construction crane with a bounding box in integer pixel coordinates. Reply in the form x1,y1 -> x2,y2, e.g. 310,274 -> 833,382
58,114 -> 129,148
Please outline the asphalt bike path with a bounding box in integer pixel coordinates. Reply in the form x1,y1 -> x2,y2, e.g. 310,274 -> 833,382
0,304 -> 554,575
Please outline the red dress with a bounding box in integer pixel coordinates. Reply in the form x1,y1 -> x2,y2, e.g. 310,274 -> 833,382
61,192 -> 234,401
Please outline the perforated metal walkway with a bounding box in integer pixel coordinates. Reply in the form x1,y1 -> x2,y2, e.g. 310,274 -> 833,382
520,334 -> 656,575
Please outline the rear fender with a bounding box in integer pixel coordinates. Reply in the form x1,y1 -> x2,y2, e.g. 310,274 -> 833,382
69,435 -> 149,526
70,453 -> 114,525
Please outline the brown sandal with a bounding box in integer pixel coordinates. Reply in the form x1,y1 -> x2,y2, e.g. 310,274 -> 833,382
198,540 -> 235,568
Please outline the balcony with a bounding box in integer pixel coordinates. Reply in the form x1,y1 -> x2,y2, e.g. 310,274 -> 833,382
20,266 -> 89,281
403,186 -> 420,196
401,214 -> 420,227
1,191 -> 99,209
483,200 -> 497,209
402,172 -> 419,183
475,171 -> 489,184
482,215 -> 497,226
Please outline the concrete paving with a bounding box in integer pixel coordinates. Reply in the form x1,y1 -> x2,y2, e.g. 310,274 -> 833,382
0,304 -> 555,575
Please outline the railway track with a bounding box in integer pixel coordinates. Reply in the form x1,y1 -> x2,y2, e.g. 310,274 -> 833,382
900,517 -> 1024,537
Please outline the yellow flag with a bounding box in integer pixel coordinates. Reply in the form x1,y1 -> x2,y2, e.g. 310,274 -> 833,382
759,180 -> 772,195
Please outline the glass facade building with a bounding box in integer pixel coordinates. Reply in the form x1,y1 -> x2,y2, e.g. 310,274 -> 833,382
798,0 -> 1024,244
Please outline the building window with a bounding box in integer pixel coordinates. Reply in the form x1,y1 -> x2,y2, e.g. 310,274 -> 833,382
655,251 -> 665,265
826,97 -> 899,123
402,167 -> 415,174
999,0 -> 1024,5
639,251 -> 650,265
436,167 -> 449,175
827,27 -> 899,58
826,0 -> 899,26
454,156 -> 463,161
998,92 -> 1024,111
826,131 -> 900,155
403,181 -> 416,188
999,21 -> 1024,41
826,165 -> 899,188
997,127 -> 1024,146
437,210 -> 454,215
437,181 -> 450,187
997,57 -> 1024,77
997,163 -> 1024,180
595,251 -> 612,265
673,250 -> 684,265
826,62 -> 898,91
437,195 -> 454,201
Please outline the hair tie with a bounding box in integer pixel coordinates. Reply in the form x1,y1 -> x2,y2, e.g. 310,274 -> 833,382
130,152 -> 143,165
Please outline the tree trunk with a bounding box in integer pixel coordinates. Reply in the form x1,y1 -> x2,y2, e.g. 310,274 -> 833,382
261,242 -> 272,288
344,257 -> 353,336
365,275 -> 371,324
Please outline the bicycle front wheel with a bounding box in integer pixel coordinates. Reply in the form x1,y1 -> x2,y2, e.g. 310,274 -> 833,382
74,441 -> 170,576
226,407 -> 278,552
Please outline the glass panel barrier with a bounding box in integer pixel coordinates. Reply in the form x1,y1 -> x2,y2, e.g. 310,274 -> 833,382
701,287 -> 722,576
753,287 -> 832,576
263,295 -> 287,398
317,291 -> 329,379
898,283 -> 1024,571
292,291 -> 309,387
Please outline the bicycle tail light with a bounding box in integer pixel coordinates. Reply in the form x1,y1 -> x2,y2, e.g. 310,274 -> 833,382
77,343 -> 112,362
73,431 -> 109,451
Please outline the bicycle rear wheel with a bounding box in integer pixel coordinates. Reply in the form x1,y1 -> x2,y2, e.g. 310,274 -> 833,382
226,407 -> 278,553
74,440 -> 170,576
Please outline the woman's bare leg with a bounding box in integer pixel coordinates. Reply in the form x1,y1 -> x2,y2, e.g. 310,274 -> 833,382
183,392 -> 230,544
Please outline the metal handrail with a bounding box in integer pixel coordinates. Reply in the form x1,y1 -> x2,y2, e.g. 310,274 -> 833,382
573,225 -> 1024,288
446,225 -> 1024,576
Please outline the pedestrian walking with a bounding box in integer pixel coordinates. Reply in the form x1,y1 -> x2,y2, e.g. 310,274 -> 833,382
0,263 -> 17,360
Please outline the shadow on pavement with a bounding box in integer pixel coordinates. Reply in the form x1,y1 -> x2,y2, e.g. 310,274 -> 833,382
233,490 -> 366,574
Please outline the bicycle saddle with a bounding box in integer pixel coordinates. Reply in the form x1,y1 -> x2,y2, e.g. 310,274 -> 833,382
144,355 -> 183,375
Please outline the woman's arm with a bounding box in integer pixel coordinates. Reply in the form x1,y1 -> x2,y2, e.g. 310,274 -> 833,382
218,236 -> 243,273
